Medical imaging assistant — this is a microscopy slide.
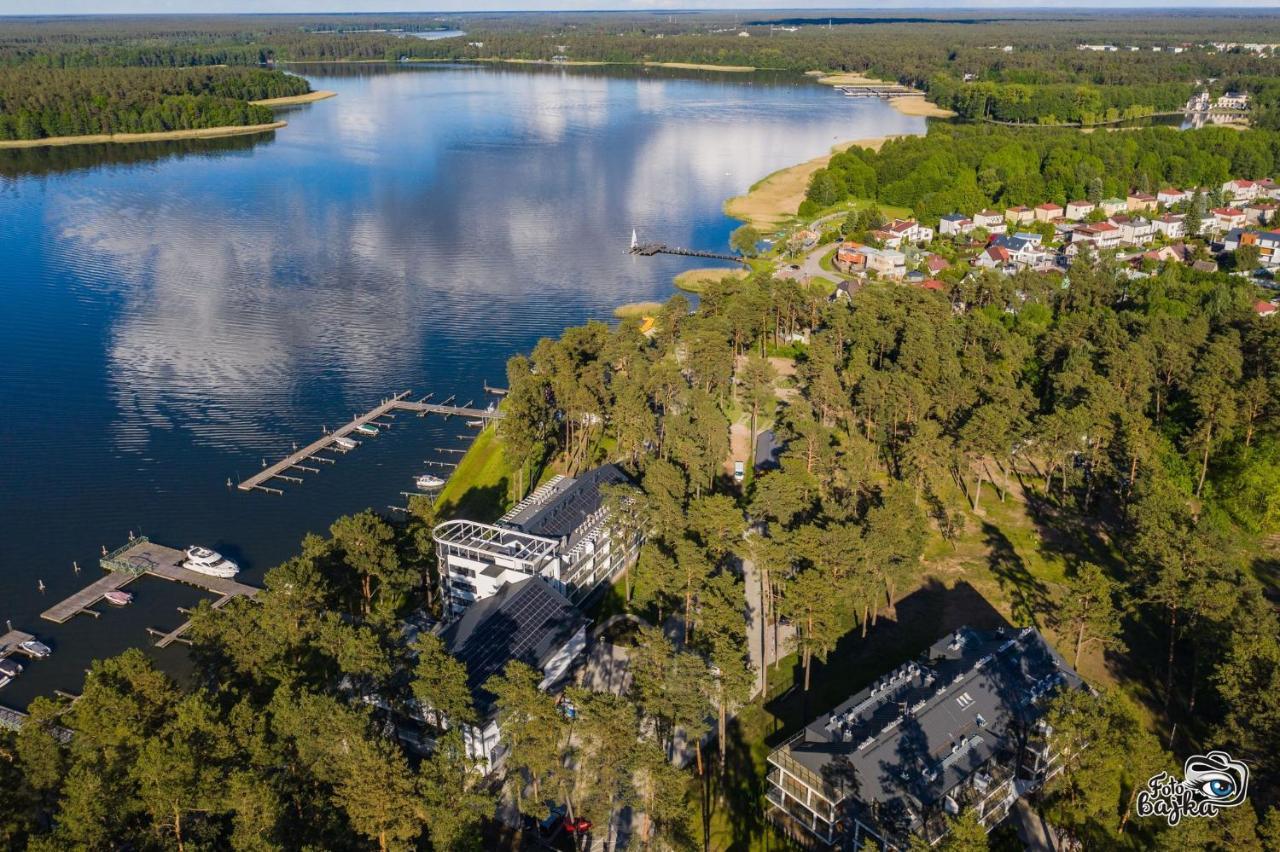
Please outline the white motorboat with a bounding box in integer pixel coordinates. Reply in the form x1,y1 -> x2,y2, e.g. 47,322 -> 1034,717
183,546 -> 240,579
0,675 -> 10,689
354,423 -> 379,436
104,590 -> 133,606
333,435 -> 358,450
415,474 -> 446,491
18,638 -> 51,659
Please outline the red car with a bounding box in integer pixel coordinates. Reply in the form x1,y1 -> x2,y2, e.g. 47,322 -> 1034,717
564,817 -> 592,835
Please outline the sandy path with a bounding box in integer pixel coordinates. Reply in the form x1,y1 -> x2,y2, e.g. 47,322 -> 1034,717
0,121 -> 287,149
251,90 -> 336,107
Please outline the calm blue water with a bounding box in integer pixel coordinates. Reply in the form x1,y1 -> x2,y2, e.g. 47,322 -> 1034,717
0,63 -> 923,708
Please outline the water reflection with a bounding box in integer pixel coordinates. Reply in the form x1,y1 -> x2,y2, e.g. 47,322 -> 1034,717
0,62 -> 925,707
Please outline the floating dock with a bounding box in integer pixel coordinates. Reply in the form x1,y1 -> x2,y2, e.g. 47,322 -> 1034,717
38,538 -> 260,625
0,628 -> 36,659
237,389 -> 501,494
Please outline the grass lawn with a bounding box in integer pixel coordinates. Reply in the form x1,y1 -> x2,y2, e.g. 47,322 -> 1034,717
675,267 -> 748,294
432,426 -> 513,522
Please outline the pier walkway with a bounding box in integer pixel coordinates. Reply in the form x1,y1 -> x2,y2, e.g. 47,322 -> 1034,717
0,629 -> 36,659
628,242 -> 747,265
238,390 -> 501,493
38,538 -> 260,626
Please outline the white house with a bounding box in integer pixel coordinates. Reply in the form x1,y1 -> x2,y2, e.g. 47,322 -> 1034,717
991,234 -> 1050,269
939,214 -> 974,236
1109,215 -> 1155,245
1210,207 -> 1247,232
1072,221 -> 1122,250
1157,187 -> 1189,206
1099,197 -> 1128,217
1065,200 -> 1096,221
876,219 -> 934,247
1005,205 -> 1035,225
1153,213 -> 1186,239
972,210 -> 1007,234
1223,179 -> 1259,203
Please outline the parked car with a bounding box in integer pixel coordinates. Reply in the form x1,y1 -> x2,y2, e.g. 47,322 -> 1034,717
733,460 -> 745,484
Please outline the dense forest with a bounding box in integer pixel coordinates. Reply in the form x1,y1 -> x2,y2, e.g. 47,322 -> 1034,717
803,123 -> 1280,221
0,67 -> 308,140
1,247 -> 1276,848
7,12 -> 1280,127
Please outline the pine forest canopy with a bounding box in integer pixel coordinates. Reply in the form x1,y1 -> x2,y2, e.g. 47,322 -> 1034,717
803,123 -> 1280,221
0,66 -> 308,139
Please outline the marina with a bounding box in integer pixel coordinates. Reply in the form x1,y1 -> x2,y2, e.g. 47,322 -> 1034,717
38,538 -> 260,628
236,390 -> 501,494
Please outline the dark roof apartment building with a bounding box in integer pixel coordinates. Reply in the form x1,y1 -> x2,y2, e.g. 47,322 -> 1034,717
766,625 -> 1084,849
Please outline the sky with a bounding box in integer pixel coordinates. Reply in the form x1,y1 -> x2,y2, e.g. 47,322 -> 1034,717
9,1 -> 1280,14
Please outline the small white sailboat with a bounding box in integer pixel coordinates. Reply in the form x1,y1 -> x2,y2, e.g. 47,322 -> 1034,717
415,474 -> 446,491
183,546 -> 240,579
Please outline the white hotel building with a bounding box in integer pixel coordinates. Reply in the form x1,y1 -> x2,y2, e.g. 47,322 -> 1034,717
432,463 -> 640,617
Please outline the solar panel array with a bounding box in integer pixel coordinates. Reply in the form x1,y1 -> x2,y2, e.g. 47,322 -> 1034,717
445,578 -> 585,703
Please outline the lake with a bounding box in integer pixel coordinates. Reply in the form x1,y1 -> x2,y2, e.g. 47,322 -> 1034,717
0,62 -> 924,708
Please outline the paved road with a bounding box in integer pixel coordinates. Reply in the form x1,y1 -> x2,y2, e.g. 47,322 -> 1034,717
741,545 -> 795,699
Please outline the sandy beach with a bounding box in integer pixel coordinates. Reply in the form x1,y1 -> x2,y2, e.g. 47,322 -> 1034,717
251,90 -> 336,107
0,120 -> 288,150
645,62 -> 756,73
814,72 -> 954,119
724,135 -> 901,230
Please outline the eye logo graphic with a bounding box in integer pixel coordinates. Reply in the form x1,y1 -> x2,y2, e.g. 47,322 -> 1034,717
1135,751 -> 1250,826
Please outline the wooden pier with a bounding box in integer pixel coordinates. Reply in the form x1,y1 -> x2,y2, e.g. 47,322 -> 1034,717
628,242 -> 746,265
40,572 -> 136,624
0,704 -> 73,742
0,629 -> 36,660
35,538 -> 261,627
237,390 -> 501,493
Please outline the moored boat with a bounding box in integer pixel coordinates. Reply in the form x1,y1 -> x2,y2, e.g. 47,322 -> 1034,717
183,546 -> 240,579
333,435 -> 358,450
0,658 -> 23,678
465,419 -> 484,427
104,590 -> 133,606
354,423 -> 379,436
415,474 -> 446,491
18,638 -> 51,659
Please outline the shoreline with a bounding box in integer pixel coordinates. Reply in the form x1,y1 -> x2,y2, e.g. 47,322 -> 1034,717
251,90 -> 336,107
814,72 -> 955,118
0,121 -> 287,150
724,135 -> 902,230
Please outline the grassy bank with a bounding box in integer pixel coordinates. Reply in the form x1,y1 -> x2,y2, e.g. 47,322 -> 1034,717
0,121 -> 286,149
251,90 -> 336,107
613,301 -> 664,319
674,267 -> 747,294
432,426 -> 513,522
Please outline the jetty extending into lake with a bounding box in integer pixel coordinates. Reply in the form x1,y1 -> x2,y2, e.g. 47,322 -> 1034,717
628,241 -> 747,265
237,390 -> 502,494
39,538 -> 259,626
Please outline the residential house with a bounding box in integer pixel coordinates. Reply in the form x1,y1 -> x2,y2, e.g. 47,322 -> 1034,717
1004,205 -> 1034,226
918,279 -> 947,292
939,214 -> 974,237
1072,221 -> 1122,250
764,626 -> 1084,849
1218,91 -> 1250,110
1245,202 -> 1277,225
1109,214 -> 1155,245
1223,179 -> 1259,203
835,242 -> 907,279
433,464 -> 639,616
1142,243 -> 1191,265
876,219 -> 934,247
975,245 -> 1012,270
972,210 -> 1007,234
1156,187 -> 1189,206
1256,178 -> 1280,200
1224,229 -> 1280,266
1034,202 -> 1064,222
788,229 -> 820,253
1210,207 -> 1247,233
925,254 -> 951,275
1255,299 -> 1278,317
991,234 -> 1050,269
438,576 -> 589,769
1153,213 -> 1187,239
1065,200 -> 1096,221
1099,197 -> 1128,217
1127,191 -> 1158,212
